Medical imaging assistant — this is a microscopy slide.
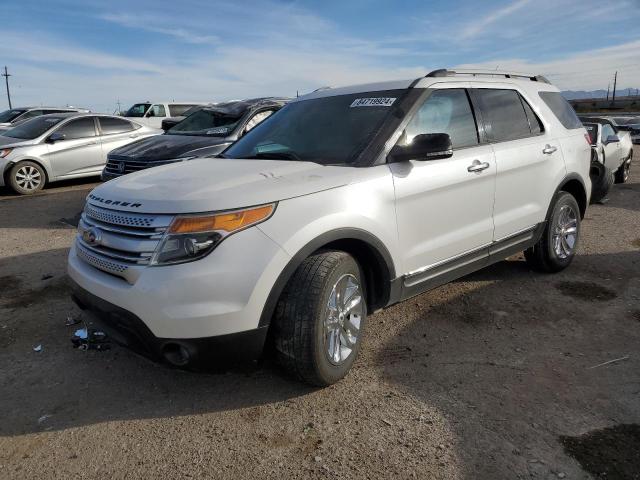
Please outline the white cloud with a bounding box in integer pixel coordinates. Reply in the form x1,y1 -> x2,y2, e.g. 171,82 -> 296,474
455,39 -> 640,90
460,0 -> 532,39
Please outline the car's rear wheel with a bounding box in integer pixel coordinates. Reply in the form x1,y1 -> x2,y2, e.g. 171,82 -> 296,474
272,251 -> 366,386
525,192 -> 580,273
614,156 -> 631,184
8,161 -> 46,195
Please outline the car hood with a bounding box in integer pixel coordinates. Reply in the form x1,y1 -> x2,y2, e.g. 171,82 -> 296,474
0,136 -> 35,147
88,158 -> 353,214
110,134 -> 232,161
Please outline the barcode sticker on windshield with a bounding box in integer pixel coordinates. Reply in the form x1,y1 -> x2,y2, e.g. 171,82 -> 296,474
206,127 -> 229,135
350,97 -> 396,108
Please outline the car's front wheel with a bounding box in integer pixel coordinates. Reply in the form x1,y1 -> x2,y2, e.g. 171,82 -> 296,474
8,161 -> 46,195
525,192 -> 581,273
272,251 -> 366,386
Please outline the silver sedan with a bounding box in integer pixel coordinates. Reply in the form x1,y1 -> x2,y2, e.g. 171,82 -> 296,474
0,113 -> 160,194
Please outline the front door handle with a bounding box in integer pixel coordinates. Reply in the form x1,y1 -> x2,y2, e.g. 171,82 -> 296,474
467,160 -> 490,173
543,144 -> 557,155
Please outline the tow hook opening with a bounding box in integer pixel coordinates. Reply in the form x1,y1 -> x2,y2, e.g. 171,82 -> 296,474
162,343 -> 191,366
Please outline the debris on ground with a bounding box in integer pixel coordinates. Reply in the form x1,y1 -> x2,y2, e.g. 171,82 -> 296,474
65,314 -> 81,326
587,356 -> 629,369
33,344 -> 42,352
41,274 -> 53,281
71,328 -> 111,351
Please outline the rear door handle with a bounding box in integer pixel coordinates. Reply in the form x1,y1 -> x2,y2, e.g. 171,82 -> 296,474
467,160 -> 490,173
543,144 -> 557,155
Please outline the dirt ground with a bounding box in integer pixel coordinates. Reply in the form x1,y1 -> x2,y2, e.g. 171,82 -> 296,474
1,151 -> 639,480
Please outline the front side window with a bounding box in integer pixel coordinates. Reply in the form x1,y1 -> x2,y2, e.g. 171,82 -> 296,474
168,108 -> 244,136
55,117 -> 97,140
539,91 -> 582,130
4,116 -> 64,139
244,110 -> 274,133
125,103 -> 151,117
474,89 -> 532,142
403,89 -> 478,148
602,124 -> 615,141
99,117 -> 135,134
147,104 -> 166,117
224,89 -> 406,165
0,109 -> 26,123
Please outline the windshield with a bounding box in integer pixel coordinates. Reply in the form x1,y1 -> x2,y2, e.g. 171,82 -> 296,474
0,109 -> 26,123
3,116 -> 65,139
167,108 -> 243,136
223,90 -> 404,165
125,103 -> 151,117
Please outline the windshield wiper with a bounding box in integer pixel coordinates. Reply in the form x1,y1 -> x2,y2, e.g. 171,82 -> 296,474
245,151 -> 303,162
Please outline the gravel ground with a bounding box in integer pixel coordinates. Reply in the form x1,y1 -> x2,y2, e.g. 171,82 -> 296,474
0,151 -> 639,480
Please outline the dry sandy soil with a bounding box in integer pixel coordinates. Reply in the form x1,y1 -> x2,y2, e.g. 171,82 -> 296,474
0,152 -> 639,479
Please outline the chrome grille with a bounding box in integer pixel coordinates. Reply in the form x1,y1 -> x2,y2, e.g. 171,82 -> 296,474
104,156 -> 181,176
75,203 -> 174,283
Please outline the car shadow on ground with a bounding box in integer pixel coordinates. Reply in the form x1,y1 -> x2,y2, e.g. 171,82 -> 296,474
0,177 -> 100,199
372,250 -> 640,478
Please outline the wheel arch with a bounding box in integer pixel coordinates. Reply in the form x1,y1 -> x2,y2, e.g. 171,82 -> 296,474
555,174 -> 588,219
3,157 -> 51,186
258,228 -> 396,328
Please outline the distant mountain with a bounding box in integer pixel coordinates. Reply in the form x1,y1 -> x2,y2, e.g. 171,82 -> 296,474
563,88 -> 640,100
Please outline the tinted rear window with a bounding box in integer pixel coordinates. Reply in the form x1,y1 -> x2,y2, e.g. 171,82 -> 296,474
99,117 -> 135,134
474,89 -> 532,142
539,92 -> 582,130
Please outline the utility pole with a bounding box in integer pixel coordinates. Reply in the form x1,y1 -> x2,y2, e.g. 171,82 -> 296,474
611,71 -> 617,106
1,66 -> 11,109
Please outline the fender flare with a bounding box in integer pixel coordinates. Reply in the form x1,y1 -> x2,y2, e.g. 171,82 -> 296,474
547,173 -> 588,220
258,228 -> 396,327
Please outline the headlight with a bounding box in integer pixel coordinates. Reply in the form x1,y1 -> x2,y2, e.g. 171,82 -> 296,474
150,203 -> 276,265
0,148 -> 13,158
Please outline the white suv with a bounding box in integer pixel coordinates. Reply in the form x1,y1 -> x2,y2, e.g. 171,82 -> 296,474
68,69 -> 591,386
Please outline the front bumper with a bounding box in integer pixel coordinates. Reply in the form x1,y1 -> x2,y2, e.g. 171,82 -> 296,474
71,279 -> 268,366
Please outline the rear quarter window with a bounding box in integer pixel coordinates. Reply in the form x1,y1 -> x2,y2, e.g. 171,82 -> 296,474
539,92 -> 583,130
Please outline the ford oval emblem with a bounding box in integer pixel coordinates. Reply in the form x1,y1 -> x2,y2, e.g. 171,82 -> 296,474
82,227 -> 102,246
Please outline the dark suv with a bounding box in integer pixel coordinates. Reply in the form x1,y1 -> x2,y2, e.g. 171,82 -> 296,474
102,98 -> 288,180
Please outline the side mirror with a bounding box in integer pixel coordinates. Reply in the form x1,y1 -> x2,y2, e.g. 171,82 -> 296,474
388,133 -> 453,163
47,132 -> 66,143
605,135 -> 620,144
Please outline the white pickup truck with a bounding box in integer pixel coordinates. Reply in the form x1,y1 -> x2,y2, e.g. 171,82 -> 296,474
123,102 -> 208,129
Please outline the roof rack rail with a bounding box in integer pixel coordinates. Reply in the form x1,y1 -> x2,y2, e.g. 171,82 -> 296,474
425,68 -> 550,84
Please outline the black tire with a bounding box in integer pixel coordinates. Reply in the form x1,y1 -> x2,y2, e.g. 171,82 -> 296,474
272,251 -> 367,386
614,155 -> 631,184
8,161 -> 46,195
525,192 -> 581,273
589,162 -> 614,204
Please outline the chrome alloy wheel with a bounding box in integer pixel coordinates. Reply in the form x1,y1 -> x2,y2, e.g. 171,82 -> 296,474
324,273 -> 363,366
552,204 -> 578,259
15,165 -> 42,192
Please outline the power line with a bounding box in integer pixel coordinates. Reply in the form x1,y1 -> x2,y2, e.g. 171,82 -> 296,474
1,66 -> 11,109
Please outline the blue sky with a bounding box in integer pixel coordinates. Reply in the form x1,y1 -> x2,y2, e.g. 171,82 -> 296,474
2,0 -> 639,112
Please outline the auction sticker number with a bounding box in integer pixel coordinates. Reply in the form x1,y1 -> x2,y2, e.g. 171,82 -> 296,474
350,97 -> 396,108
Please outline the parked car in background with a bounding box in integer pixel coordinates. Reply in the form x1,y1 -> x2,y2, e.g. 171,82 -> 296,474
607,116 -> 640,144
579,116 -> 633,183
583,122 -> 614,203
70,69 -> 591,386
161,104 -> 213,131
0,113 -> 160,194
102,97 -> 288,180
0,106 -> 90,133
123,102 -> 207,129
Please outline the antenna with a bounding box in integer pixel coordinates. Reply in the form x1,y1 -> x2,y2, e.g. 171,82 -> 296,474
1,66 -> 12,109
